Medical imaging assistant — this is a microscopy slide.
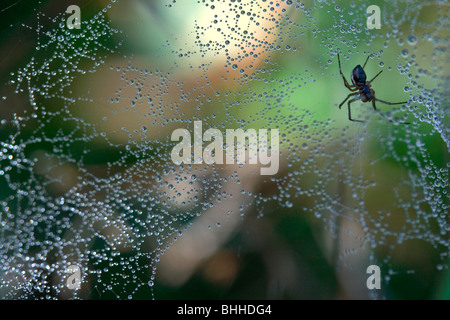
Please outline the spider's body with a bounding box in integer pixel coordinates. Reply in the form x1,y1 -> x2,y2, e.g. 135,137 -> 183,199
337,54 -> 407,122
351,65 -> 367,85
351,65 -> 374,103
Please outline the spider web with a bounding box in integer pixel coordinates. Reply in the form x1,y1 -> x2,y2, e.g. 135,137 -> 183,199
0,0 -> 448,299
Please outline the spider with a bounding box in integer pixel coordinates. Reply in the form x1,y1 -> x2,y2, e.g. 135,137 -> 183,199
337,54 -> 408,123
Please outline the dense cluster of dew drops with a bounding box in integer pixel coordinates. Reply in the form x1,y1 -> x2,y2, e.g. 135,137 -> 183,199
0,0 -> 448,299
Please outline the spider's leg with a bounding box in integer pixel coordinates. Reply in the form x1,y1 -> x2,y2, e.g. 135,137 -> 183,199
372,93 -> 409,124
371,98 -> 377,110
347,97 -> 364,122
338,92 -> 358,109
374,98 -> 407,105
338,54 -> 358,91
368,70 -> 383,83
362,55 -> 370,70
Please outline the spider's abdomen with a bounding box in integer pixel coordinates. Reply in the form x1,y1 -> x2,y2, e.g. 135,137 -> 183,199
351,65 -> 367,85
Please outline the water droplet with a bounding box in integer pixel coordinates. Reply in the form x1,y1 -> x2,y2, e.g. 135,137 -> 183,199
407,34 -> 418,45
416,139 -> 425,147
